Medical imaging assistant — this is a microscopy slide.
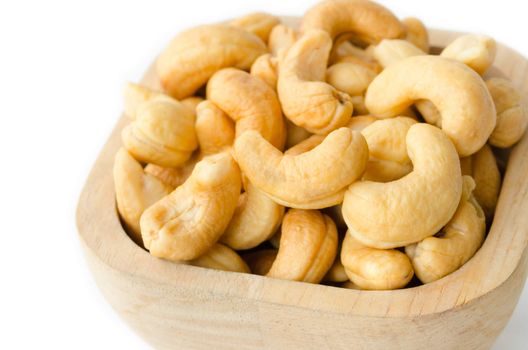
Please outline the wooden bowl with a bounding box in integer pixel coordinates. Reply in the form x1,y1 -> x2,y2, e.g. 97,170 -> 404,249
76,20 -> 528,349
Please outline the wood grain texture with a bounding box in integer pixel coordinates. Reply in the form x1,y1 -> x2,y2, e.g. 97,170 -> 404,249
76,18 -> 528,350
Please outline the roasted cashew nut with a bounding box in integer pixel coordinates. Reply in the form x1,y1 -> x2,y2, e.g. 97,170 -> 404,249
140,152 -> 241,261
365,55 -> 496,157
343,123 -> 463,249
195,101 -> 235,155
207,68 -> 286,150
300,0 -> 404,44
406,176 -> 486,283
341,233 -> 414,290
242,249 -> 278,276
402,17 -> 429,53
267,209 -> 338,283
277,30 -> 353,135
229,12 -> 280,43
220,183 -> 285,250
113,148 -> 172,245
441,34 -> 496,75
234,128 -> 368,209
191,243 -> 250,273
156,25 -> 267,99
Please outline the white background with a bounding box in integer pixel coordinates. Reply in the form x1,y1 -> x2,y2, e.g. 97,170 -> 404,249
0,0 -> 526,349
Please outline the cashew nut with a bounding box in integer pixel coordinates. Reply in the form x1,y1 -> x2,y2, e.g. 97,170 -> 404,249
486,77 -> 528,148
195,101 -> 235,155
121,97 -> 198,167
406,176 -> 486,283
278,30 -> 353,134
180,96 -> 204,115
326,62 -> 377,97
234,128 -> 368,209
402,17 -> 429,53
341,233 -> 414,290
441,34 -> 496,75
229,12 -> 280,43
191,243 -> 250,273
250,53 -> 278,89
285,119 -> 312,149
268,24 -> 297,57
300,0 -> 404,44
113,148 -> 171,245
267,209 -> 338,283
342,123 -> 463,249
207,68 -> 286,150
242,249 -> 277,275
220,183 -> 285,250
346,115 -> 378,131
140,152 -> 241,261
329,40 -> 379,71
372,39 -> 425,68
365,55 -> 496,157
156,25 -> 267,99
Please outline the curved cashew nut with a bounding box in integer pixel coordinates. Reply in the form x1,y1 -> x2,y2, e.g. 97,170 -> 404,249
220,183 -> 285,250
285,119 -> 312,149
267,209 -> 338,283
486,77 -> 528,148
140,152 -> 241,261
156,25 -> 267,99
207,68 -> 286,150
365,55 -> 496,157
144,154 -> 199,189
242,249 -> 278,275
341,233 -> 414,290
268,24 -> 297,56
372,39 -> 425,68
461,144 -> 501,220
406,176 -> 486,283
326,62 -> 377,97
300,0 -> 404,44
250,53 -> 278,89
121,97 -> 198,167
343,123 -> 463,249
402,17 -> 429,53
441,34 -> 496,75
195,101 -> 235,155
113,148 -> 171,245
234,128 -> 368,209
229,12 -> 280,43
191,243 -> 250,273
278,30 -> 353,134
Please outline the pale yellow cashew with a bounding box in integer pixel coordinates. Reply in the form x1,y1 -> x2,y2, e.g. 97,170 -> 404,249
300,0 -> 404,44
220,183 -> 285,250
486,77 -> 528,148
242,249 -> 278,275
207,68 -> 286,150
372,39 -> 425,68
285,119 -> 312,149
278,30 -> 353,134
229,12 -> 280,43
113,148 -> 172,245
406,176 -> 486,283
402,17 -> 429,53
341,233 -> 414,290
191,243 -> 250,273
195,101 -> 235,155
268,24 -> 297,56
441,34 -> 496,75
140,152 -> 241,261
460,144 -> 501,220
156,25 -> 267,99
121,97 -> 198,167
234,128 -> 368,209
250,53 -> 278,89
267,209 -> 338,283
365,55 -> 496,157
343,123 -> 463,249
144,154 -> 199,189
326,62 -> 377,97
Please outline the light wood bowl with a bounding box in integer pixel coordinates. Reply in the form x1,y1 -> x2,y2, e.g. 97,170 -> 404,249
76,18 -> 528,349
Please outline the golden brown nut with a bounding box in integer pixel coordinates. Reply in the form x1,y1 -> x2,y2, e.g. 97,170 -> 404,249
300,0 -> 404,44
207,68 -> 286,150
220,183 -> 284,250
341,233 -> 414,290
229,12 -> 280,43
486,77 -> 528,148
402,17 -> 429,53
143,154 -> 199,189
121,97 -> 198,167
372,39 -> 425,68
343,123 -> 463,249
365,55 -> 496,157
191,243 -> 250,273
278,30 -> 353,135
195,101 -> 235,155
441,34 -> 496,75
267,209 -> 338,283
113,148 -> 171,245
268,24 -> 297,56
285,119 -> 312,149
406,176 -> 486,283
326,62 -> 377,97
140,152 -> 241,261
242,249 -> 278,275
250,53 -> 278,89
234,128 -> 369,209
156,25 -> 267,99
460,144 -> 501,220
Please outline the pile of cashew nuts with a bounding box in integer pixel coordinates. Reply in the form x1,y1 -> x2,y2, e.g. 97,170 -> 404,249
113,0 -> 528,290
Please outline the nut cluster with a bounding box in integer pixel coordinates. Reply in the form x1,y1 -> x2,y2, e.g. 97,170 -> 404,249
113,0 -> 527,290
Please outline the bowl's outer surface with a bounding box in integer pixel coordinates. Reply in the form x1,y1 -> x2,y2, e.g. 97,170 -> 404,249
77,20 -> 528,350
